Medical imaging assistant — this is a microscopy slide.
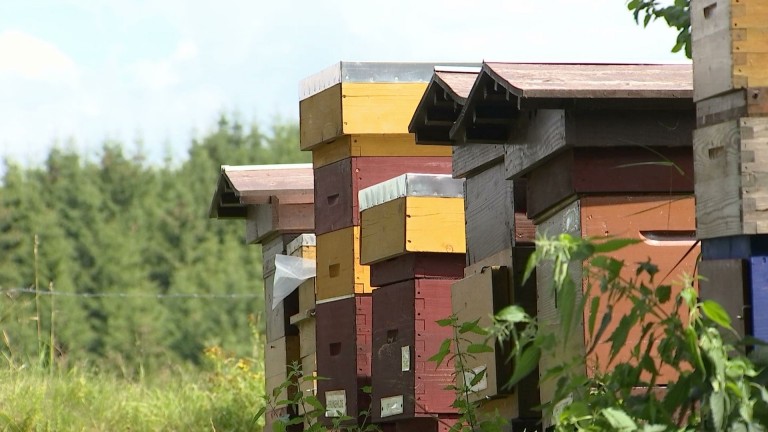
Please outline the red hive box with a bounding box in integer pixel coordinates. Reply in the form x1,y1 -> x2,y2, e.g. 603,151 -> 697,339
371,277 -> 458,422
313,156 -> 452,235
315,294 -> 373,426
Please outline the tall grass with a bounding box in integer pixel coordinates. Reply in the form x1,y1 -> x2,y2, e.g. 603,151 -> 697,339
0,341 -> 266,431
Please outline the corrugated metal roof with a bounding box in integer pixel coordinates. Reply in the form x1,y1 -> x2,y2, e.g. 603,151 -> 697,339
484,63 -> 693,99
209,164 -> 314,218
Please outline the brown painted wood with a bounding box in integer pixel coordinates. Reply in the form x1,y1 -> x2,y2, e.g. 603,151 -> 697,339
313,156 -> 452,235
565,109 -> 695,148
392,416 -> 460,432
316,295 -> 373,427
526,147 -> 694,221
371,279 -> 456,422
369,253 -> 465,287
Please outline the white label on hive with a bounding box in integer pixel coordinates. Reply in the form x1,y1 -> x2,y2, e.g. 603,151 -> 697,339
401,346 -> 410,371
325,390 -> 346,417
463,365 -> 488,393
380,395 -> 404,417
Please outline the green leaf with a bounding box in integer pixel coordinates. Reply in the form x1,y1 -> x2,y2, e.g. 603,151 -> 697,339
609,313 -> 636,363
428,339 -> 452,366
459,318 -> 488,335
710,391 -> 726,431
655,284 -> 672,304
436,317 -> 454,327
602,407 -> 638,431
522,249 -> 540,283
506,345 -> 541,388
702,300 -> 733,329
305,395 -> 324,411
592,238 -> 641,253
496,305 -> 528,324
588,296 -> 600,337
467,343 -> 494,354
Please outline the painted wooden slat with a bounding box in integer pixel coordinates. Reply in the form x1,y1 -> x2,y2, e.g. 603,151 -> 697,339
360,197 -> 465,265
371,279 -> 456,422
504,109 -> 567,180
451,142 -> 505,179
311,134 -> 451,169
314,156 -> 452,235
315,227 -> 371,301
750,256 -> 768,341
316,295 -> 373,427
464,162 -> 515,264
245,201 -> 314,244
369,253 -> 465,288
300,83 -> 343,150
698,259 -> 749,337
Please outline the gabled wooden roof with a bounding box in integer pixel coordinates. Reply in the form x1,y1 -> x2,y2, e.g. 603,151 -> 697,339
450,62 -> 693,144
209,164 -> 314,218
409,66 -> 480,145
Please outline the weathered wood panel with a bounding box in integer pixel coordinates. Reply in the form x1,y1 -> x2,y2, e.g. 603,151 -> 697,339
315,227 -> 371,301
565,109 -> 695,148
699,259 -> 749,338
314,157 -> 452,235
369,253 -> 465,287
262,234 -> 299,278
360,196 -> 465,264
265,274 -> 300,342
452,143 -> 505,179
504,109 -> 567,179
371,279 -> 456,422
316,295 -> 373,426
246,201 -> 314,244
265,334 -> 301,430
300,83 -> 343,150
312,134 -> 451,169
464,162 -> 515,265
526,147 -> 695,221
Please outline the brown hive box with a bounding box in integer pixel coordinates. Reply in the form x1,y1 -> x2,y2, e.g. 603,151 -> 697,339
314,156 -> 452,235
370,278 -> 456,422
536,195 -> 699,409
358,173 -> 466,266
369,253 -> 465,288
315,295 -> 373,427
315,226 -> 371,301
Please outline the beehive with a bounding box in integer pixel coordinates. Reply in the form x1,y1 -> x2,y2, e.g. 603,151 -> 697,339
315,227 -> 371,301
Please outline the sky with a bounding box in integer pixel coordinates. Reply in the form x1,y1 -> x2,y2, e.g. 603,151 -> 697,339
0,0 -> 688,169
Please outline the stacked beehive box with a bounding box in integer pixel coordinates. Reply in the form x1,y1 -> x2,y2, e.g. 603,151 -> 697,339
207,164 -> 315,430
690,0 -> 768,341
410,67 -> 540,429
358,173 -> 466,431
299,62 -> 456,426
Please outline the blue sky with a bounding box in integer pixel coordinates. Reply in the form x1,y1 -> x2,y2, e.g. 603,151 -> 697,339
0,0 -> 687,168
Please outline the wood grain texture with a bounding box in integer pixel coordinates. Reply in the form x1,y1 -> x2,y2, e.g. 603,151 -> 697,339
315,227 -> 371,301
311,134 -> 451,169
261,234 -> 299,278
300,83 -> 343,150
451,143 -> 505,178
698,259 -> 749,337
696,89 -> 747,127
314,156 -> 452,235
342,83 -> 429,135
739,118 -> 768,234
371,279 -> 456,422
360,197 -> 466,265
316,295 -> 373,427
369,253 -> 465,288
464,163 -> 515,265
504,109 -> 567,179
245,201 -> 314,244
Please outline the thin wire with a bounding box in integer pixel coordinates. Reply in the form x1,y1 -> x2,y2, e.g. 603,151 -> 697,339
0,288 -> 260,299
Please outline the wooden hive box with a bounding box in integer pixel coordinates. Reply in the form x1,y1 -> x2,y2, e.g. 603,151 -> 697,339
314,157 -> 452,235
451,248 -> 539,417
246,198 -> 314,244
691,0 -> 768,104
370,278 -> 456,422
263,234 -> 300,343
300,62 -> 460,150
358,174 -> 466,266
315,226 -> 371,301
311,134 -> 451,169
286,234 -> 318,402
286,234 -> 317,315
369,253 -> 465,288
315,295 -> 373,427
264,335 -> 301,431
535,196 -> 699,410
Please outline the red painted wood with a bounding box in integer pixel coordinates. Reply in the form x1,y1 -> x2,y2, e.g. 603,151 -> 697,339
316,295 -> 373,427
371,279 -> 456,422
369,253 -> 465,287
313,156 -> 453,235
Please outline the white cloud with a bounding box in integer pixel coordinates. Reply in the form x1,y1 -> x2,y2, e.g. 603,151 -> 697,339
0,30 -> 79,84
131,40 -> 199,91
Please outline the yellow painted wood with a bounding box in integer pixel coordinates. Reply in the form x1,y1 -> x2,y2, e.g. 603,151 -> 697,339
341,82 -> 428,135
300,83 -> 343,150
311,134 -> 451,169
360,196 -> 466,264
315,227 -> 371,301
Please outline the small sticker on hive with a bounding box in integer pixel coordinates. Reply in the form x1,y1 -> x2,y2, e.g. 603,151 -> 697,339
401,346 -> 410,371
325,390 -> 346,417
463,365 -> 488,393
380,395 -> 404,417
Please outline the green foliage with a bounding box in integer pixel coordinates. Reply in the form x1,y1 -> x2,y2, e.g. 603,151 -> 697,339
0,116 -> 308,374
434,234 -> 768,431
255,363 -> 380,432
626,0 -> 692,58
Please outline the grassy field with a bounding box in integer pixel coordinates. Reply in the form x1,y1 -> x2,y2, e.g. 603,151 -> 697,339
0,347 -> 265,431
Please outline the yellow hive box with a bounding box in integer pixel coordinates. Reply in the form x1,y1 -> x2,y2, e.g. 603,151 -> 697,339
311,134 -> 451,169
315,226 -> 371,301
359,174 -> 466,265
